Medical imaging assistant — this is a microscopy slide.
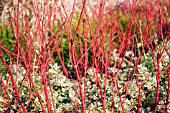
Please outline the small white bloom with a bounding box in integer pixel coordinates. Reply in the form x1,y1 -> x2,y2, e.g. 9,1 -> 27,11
58,96 -> 64,101
69,89 -> 75,100
137,43 -> 142,48
125,51 -> 134,57
49,69 -> 58,74
87,67 -> 96,76
53,63 -> 61,70
87,81 -> 91,86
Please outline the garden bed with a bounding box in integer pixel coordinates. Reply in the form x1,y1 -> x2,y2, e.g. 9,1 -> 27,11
0,0 -> 170,112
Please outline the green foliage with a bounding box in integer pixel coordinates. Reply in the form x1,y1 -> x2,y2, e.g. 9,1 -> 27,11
167,44 -> 170,50
0,1 -> 170,112
62,33 -> 70,64
120,19 -> 128,32
0,26 -> 15,58
0,25 -> 15,77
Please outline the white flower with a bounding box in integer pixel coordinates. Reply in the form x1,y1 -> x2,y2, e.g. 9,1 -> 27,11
49,69 -> 58,74
87,67 -> 96,76
58,96 -> 64,101
61,88 -> 66,92
56,75 -> 66,85
137,43 -> 142,48
87,81 -> 91,86
164,55 -> 169,63
53,63 -> 61,71
125,51 -> 134,57
108,67 -> 120,74
69,89 -> 75,100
